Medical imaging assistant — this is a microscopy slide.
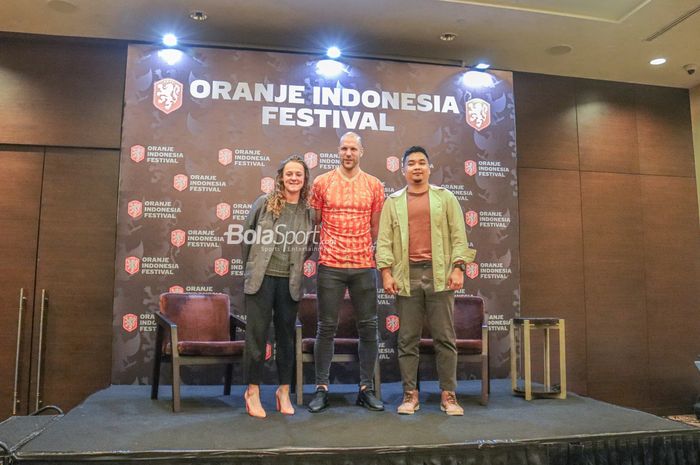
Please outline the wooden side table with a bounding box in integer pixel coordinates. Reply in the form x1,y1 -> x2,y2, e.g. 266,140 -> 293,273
510,317 -> 566,400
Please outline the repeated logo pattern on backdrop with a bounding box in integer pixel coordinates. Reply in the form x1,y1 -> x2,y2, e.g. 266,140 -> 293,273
113,44 -> 519,385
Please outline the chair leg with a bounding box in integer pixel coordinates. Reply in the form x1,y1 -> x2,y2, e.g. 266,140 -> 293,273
374,362 -> 382,400
172,360 -> 181,412
480,353 -> 489,406
223,363 -> 233,396
295,328 -> 303,405
296,355 -> 304,406
151,358 -> 161,400
151,330 -> 163,400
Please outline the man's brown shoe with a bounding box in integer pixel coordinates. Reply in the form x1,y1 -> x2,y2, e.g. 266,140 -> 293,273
440,391 -> 464,416
397,390 -> 420,415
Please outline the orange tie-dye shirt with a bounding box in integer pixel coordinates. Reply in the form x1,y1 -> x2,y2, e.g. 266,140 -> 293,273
310,169 -> 385,268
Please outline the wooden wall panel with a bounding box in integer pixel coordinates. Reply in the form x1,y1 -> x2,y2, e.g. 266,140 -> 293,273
518,168 -> 587,394
641,176 -> 700,414
636,86 -> 695,177
0,36 -> 126,148
514,74 -> 579,170
577,80 -> 639,174
0,149 -> 43,417
581,172 -> 648,409
29,148 -> 119,413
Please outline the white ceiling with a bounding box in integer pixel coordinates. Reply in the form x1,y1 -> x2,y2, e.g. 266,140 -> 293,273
2,0 -> 700,89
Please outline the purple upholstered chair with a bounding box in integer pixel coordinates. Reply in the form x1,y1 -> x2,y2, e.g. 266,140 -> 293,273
418,295 -> 489,405
151,293 -> 246,412
295,294 -> 382,405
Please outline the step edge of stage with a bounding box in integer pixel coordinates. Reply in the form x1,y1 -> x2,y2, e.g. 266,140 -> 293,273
12,427 -> 700,461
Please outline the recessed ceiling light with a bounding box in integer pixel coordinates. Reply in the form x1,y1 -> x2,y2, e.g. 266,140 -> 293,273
649,58 -> 666,65
474,62 -> 491,70
327,47 -> 342,59
545,44 -> 573,56
189,10 -> 208,21
440,32 -> 457,42
46,0 -> 78,13
162,34 -> 178,47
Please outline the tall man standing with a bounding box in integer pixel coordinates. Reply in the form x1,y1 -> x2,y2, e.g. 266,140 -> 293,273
308,131 -> 385,413
376,146 -> 476,415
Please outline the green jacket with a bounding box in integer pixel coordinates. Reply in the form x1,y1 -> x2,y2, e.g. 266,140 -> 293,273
375,185 -> 476,296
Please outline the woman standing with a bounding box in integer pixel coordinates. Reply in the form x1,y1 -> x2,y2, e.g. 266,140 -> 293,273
241,155 -> 314,418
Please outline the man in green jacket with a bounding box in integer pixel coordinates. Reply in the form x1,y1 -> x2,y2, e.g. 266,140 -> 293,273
376,146 -> 476,415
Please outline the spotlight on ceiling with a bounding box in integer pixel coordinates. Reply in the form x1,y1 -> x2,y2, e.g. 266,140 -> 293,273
189,10 -> 208,21
474,62 -> 491,70
162,34 -> 178,47
327,47 -> 342,59
158,49 -> 183,65
649,57 -> 666,66
316,59 -> 346,78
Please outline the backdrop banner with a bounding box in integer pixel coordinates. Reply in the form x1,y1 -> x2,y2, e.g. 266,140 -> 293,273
113,44 -> 519,385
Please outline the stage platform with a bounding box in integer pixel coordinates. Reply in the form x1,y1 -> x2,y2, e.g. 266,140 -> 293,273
1,380 -> 699,465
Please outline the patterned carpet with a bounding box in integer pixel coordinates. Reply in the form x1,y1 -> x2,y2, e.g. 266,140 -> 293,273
666,414 -> 700,427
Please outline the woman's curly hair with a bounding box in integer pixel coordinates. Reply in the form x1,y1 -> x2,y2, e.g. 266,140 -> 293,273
266,155 -> 310,218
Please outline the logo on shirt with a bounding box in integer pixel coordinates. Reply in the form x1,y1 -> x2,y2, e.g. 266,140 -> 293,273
265,343 -> 273,361
466,98 -> 491,131
153,78 -> 183,114
385,315 -> 400,333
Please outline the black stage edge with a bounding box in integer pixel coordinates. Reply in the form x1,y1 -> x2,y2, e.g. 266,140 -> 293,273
2,380 -> 699,465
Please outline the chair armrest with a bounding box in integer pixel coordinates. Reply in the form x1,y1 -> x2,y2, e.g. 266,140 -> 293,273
155,312 -> 179,355
229,314 -> 246,341
230,314 -> 246,330
481,311 -> 489,355
155,311 -> 176,329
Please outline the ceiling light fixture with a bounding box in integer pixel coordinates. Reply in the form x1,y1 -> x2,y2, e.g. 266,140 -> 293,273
46,0 -> 78,13
649,58 -> 667,65
162,34 -> 178,47
327,47 -> 342,59
189,10 -> 208,21
440,32 -> 457,42
474,62 -> 491,70
546,44 -> 573,56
